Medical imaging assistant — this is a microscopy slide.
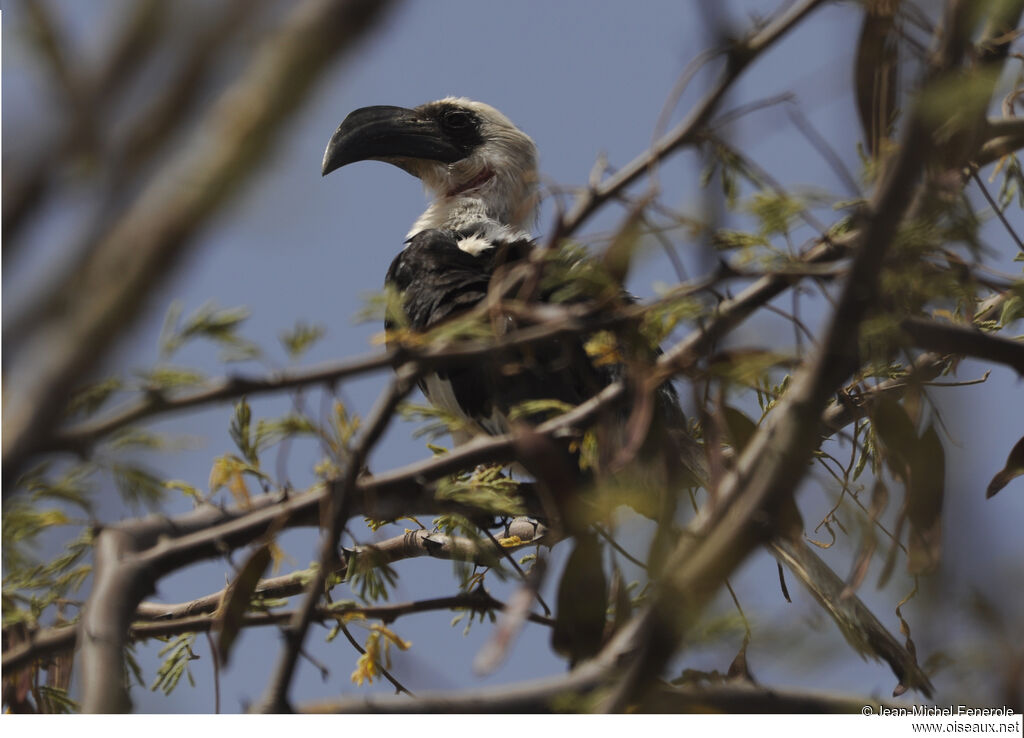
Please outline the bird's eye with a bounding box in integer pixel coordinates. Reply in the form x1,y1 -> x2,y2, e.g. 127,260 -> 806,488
442,110 -> 473,131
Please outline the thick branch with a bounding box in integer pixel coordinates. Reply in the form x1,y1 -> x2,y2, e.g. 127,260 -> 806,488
2,0 -> 166,247
299,679 -> 902,714
133,517 -> 547,621
599,0 -> 1001,708
44,266 -> 735,457
63,217 -> 857,713
2,0 -> 399,495
3,588 -> 552,675
822,352 -> 949,430
900,317 -> 1024,375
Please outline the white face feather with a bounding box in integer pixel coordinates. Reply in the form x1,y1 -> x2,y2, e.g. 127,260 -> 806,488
405,98 -> 538,248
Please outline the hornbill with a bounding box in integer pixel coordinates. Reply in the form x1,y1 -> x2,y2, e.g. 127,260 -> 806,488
321,97 -> 692,471
320,98 -> 935,692
321,97 -> 691,665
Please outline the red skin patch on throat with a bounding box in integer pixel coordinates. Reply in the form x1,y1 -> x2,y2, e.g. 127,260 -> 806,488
447,169 -> 494,197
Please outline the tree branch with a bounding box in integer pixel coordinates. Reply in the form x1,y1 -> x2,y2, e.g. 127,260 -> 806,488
900,317 -> 1024,375
549,0 -> 828,244
2,0 -> 401,495
599,0 -> 999,708
262,363 -> 419,712
45,266 -> 733,457
3,588 -> 553,676
299,678 -> 904,714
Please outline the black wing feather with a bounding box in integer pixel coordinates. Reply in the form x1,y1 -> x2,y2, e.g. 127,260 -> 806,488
385,230 -> 605,430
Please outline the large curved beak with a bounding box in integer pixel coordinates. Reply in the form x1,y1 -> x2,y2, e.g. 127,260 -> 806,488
321,105 -> 463,176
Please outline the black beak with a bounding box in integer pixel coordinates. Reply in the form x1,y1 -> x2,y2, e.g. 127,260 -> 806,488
321,105 -> 464,176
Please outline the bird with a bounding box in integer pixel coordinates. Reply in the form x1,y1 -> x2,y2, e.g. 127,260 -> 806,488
320,97 -> 696,665
320,97 -> 692,475
319,97 -> 937,691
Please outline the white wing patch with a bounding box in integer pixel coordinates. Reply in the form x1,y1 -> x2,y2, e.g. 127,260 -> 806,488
421,372 -> 511,442
456,233 -> 495,255
456,220 -> 531,255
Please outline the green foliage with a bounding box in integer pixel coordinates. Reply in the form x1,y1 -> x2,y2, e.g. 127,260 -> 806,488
321,400 -> 361,464
906,424 -> 945,574
349,624 -> 411,686
159,300 -> 259,361
346,551 -> 398,603
66,376 -> 123,418
135,365 -> 207,392
754,374 -> 790,420
998,285 -> 1024,328
541,242 -> 622,304
992,153 -> 1023,210
708,349 -> 793,390
853,420 -> 875,482
34,685 -> 79,714
3,502 -> 71,572
230,398 -> 257,464
253,413 -> 319,451
722,406 -> 758,452
858,314 -> 906,364
881,200 -> 983,320
431,514 -> 501,590
917,67 -> 1001,142
432,513 -> 479,538
435,466 -> 525,519
355,283 -> 407,328
150,633 -> 199,696
2,527 -> 93,629
106,461 -> 167,509
125,644 -> 146,689
399,402 -> 468,440
600,209 -> 645,286
507,398 -> 574,424
744,191 -> 805,238
419,306 -> 493,344
641,292 -> 704,346
24,463 -> 93,513
165,479 -> 206,505
449,599 -> 498,636
208,454 -> 270,504
280,320 -> 326,359
105,428 -> 173,452
710,229 -> 768,251
700,139 -> 744,208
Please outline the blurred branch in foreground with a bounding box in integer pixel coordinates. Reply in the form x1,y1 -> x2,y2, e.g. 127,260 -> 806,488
2,0 -> 400,493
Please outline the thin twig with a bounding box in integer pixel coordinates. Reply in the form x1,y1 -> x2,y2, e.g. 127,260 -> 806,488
337,620 -> 414,697
549,0 -> 830,245
4,591 -> 554,674
594,524 -> 648,571
599,0 -> 989,707
971,168 -> 1024,253
259,364 -> 419,712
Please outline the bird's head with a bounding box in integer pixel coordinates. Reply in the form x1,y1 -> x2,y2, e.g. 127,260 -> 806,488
322,97 -> 537,235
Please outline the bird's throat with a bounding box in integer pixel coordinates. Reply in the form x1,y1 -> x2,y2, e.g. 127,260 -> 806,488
446,168 -> 494,197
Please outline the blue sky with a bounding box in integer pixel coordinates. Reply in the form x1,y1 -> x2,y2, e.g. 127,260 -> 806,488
4,0 -> 1023,713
